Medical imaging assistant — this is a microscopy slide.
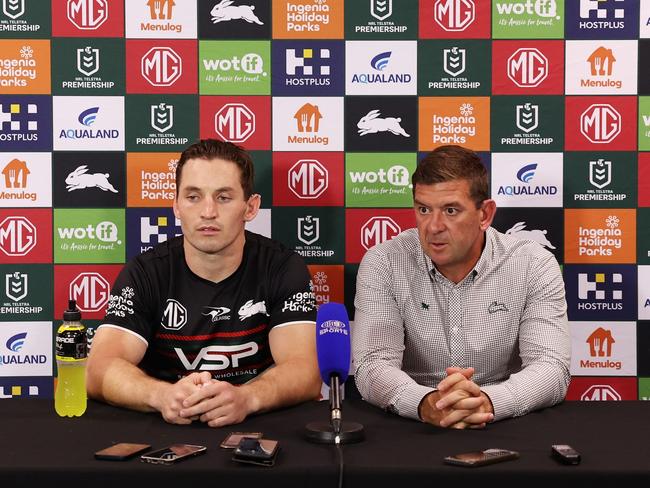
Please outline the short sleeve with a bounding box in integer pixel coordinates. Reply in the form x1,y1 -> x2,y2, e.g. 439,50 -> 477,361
267,253 -> 316,328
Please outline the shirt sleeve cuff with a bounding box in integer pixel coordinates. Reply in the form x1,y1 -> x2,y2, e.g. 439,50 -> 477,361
395,383 -> 436,421
481,384 -> 515,422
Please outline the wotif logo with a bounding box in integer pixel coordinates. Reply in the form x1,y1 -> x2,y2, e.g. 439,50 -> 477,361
2,0 -> 25,19
58,221 -> 121,243
497,163 -> 558,197
580,104 -> 621,144
67,0 -> 108,30
203,53 -> 266,76
434,0 -> 475,31
495,0 -> 559,17
351,51 -> 412,85
361,216 -> 401,250
349,165 -> 410,186
288,159 -> 328,199
508,48 -> 548,87
141,47 -> 182,87
0,216 -> 36,256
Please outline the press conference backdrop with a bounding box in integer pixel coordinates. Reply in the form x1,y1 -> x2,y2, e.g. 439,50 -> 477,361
1,0 -> 650,402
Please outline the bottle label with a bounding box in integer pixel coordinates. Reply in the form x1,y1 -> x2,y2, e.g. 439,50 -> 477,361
56,329 -> 87,360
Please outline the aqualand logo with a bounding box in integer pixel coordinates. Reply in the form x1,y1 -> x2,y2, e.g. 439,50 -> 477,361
5,331 -> 26,351
351,51 -> 412,85
1,331 -> 46,365
495,162 -> 558,198
57,106 -> 119,141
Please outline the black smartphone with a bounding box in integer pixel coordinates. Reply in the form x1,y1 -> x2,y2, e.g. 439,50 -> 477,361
443,448 -> 519,467
232,438 -> 280,467
94,443 -> 151,461
220,431 -> 263,449
140,444 -> 207,465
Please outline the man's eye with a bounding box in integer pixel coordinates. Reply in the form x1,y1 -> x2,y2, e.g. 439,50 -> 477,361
217,195 -> 232,202
445,208 -> 458,215
418,206 -> 430,214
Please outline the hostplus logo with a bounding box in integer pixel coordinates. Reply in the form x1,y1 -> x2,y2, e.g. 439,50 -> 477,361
431,102 -> 476,145
577,272 -> 623,311
361,216 -> 401,250
0,101 -> 40,144
580,104 -> 621,144
67,0 -> 108,30
0,216 -> 36,256
141,47 -> 182,87
577,215 -> 622,258
579,0 -> 626,30
141,0 -> 182,33
288,159 -> 328,199
0,44 -> 36,89
70,272 -> 109,312
214,103 -> 255,143
507,48 -> 548,87
202,52 -> 267,83
290,103 -> 328,145
285,47 -> 330,87
140,215 -> 181,253
582,327 -> 621,370
140,160 -> 176,202
1,158 -> 36,202
434,0 -> 475,31
351,51 -> 412,86
58,106 -> 119,141
496,163 -> 558,198
285,0 -> 331,33
583,46 -> 621,90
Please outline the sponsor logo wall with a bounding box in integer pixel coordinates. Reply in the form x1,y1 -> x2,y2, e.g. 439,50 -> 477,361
0,0 -> 648,401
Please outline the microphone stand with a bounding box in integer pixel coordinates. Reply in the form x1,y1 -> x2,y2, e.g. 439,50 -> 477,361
305,374 -> 365,444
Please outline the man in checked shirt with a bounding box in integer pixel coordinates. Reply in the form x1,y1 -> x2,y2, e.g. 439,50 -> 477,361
352,145 -> 571,429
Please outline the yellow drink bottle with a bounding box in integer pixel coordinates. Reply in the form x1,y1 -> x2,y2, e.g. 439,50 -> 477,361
54,299 -> 87,417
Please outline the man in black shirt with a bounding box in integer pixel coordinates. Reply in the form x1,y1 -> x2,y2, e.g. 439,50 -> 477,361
87,139 -> 321,427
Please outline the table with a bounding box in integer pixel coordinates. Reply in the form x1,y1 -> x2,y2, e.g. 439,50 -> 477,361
1,398 -> 649,487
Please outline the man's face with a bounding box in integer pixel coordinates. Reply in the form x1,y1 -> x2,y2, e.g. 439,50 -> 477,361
414,179 -> 495,283
173,157 -> 258,258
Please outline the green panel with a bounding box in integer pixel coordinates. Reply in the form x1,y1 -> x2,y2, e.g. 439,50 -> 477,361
345,153 -> 415,208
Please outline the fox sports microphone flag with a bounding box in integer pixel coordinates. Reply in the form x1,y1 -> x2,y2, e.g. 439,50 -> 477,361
316,302 -> 351,385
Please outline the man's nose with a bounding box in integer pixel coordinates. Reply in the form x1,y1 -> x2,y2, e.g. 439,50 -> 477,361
200,198 -> 217,218
427,211 -> 445,233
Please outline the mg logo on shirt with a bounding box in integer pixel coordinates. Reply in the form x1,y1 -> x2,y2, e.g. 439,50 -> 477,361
2,0 -> 25,19
434,0 -> 475,32
69,272 -> 109,312
507,48 -> 548,87
0,217 -> 36,257
580,384 -> 621,401
67,0 -> 108,30
141,47 -> 182,87
288,159 -> 328,199
361,216 -> 400,250
161,298 -> 187,330
580,104 -> 621,144
214,103 -> 255,143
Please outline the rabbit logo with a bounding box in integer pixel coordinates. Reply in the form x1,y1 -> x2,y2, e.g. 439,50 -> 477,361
211,0 -> 264,25
65,165 -> 118,193
357,110 -> 410,137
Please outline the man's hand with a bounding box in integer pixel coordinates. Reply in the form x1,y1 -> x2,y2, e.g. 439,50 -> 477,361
179,377 -> 256,428
419,367 -> 494,429
152,372 -> 208,425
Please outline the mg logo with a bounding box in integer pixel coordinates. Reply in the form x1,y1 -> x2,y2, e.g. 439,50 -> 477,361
0,216 -> 36,257
214,103 -> 255,143
443,47 -> 466,77
5,272 -> 27,302
161,298 -> 187,330
141,47 -> 182,87
151,103 -> 173,133
67,0 -> 108,30
76,46 -> 100,77
361,216 -> 401,250
297,216 -> 319,245
370,0 -> 392,21
288,160 -> 328,199
2,0 -> 25,19
580,104 -> 621,144
70,272 -> 109,312
434,0 -> 475,32
516,103 -> 539,133
581,385 -> 621,401
508,48 -> 548,87
589,159 -> 611,189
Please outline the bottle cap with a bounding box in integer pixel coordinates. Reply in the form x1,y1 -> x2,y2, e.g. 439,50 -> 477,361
63,299 -> 82,321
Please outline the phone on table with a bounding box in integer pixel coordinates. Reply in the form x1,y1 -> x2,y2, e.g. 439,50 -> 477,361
220,432 -> 263,449
232,437 -> 280,467
140,444 -> 207,465
443,448 -> 519,467
94,443 -> 151,461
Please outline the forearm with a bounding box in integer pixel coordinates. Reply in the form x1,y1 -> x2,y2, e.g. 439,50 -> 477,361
239,357 -> 322,415
86,356 -> 170,413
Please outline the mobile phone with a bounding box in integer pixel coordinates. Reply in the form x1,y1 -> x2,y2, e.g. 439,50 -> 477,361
443,448 -> 519,467
232,438 -> 280,467
220,431 -> 263,449
551,444 -> 581,465
94,443 -> 151,461
140,444 -> 207,465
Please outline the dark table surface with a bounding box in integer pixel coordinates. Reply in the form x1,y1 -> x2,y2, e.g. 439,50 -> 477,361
1,398 -> 649,487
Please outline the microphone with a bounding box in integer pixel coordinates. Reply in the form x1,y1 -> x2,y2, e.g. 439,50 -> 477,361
305,303 -> 364,444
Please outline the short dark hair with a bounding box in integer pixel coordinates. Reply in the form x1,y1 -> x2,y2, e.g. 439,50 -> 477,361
412,145 -> 488,207
176,139 -> 255,199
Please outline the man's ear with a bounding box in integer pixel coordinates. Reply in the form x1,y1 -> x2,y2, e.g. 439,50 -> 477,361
173,197 -> 180,220
479,199 -> 496,231
244,193 -> 261,222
